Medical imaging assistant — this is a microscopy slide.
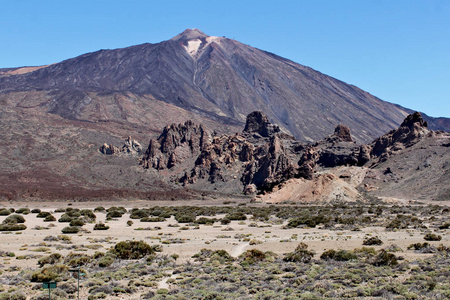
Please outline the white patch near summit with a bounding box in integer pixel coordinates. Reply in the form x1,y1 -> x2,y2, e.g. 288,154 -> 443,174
183,36 -> 222,58
185,39 -> 202,56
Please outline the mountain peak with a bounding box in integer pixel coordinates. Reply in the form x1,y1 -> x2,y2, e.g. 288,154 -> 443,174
171,28 -> 209,41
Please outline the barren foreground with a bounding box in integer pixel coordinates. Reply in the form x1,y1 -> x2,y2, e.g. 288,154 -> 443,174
0,200 -> 449,299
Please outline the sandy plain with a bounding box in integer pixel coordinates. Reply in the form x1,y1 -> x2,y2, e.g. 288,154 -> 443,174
0,200 -> 448,299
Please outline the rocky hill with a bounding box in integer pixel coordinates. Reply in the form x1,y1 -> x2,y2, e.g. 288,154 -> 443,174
0,29 -> 448,144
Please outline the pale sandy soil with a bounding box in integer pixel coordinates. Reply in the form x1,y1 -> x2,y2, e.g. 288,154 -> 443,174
0,200 -> 448,299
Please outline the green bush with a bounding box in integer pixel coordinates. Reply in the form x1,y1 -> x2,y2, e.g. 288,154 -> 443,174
69,219 -> 85,227
363,236 -> 383,246
408,242 -> 430,250
0,224 -> 26,231
140,216 -> 166,222
334,250 -> 358,261
98,255 -> 115,267
220,218 -> 231,225
0,209 -> 11,216
38,253 -> 62,267
3,214 -> 25,224
15,208 -> 30,215
109,240 -> 155,260
106,210 -> 123,219
65,252 -> 92,267
80,209 -> 96,222
240,249 -> 267,264
225,212 -> 247,221
196,217 -> 216,225
93,223 -> 110,230
31,208 -> 41,214
424,233 -> 442,241
31,264 -> 69,282
44,215 -> 57,222
372,250 -> 398,267
130,209 -> 151,219
320,249 -> 337,260
36,211 -> 52,218
321,249 -> 357,261
61,226 -> 80,234
94,206 -> 105,212
58,214 -> 73,222
283,243 -> 314,263
65,208 -> 81,218
175,214 -> 195,223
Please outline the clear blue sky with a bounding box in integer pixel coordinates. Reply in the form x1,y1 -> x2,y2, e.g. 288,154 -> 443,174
1,0 -> 449,117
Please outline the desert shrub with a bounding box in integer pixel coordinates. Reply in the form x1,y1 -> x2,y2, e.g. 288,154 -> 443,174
386,214 -> 423,230
192,249 -> 234,263
58,282 -> 77,294
249,239 -> 263,245
372,250 -> 398,267
93,223 -> 110,230
0,209 -> 11,216
175,214 -> 195,223
127,220 -> 133,226
65,208 -> 81,217
36,211 -> 52,218
287,217 -> 316,228
31,208 -> 41,214
220,218 -> 231,225
438,222 -> 450,229
81,209 -> 96,222
94,206 -> 105,212
320,249 -> 337,260
240,249 -> 268,264
196,217 -> 216,225
424,233 -> 442,241
9,291 -> 26,300
38,253 -> 62,267
225,212 -> 247,221
3,214 -> 25,224
31,264 -> 69,282
61,226 -> 80,234
130,209 -> 151,219
109,240 -> 154,259
140,216 -> 166,222
54,208 -> 66,213
69,219 -> 85,227
106,210 -> 123,219
321,249 -> 357,261
65,252 -> 92,267
407,242 -> 436,252
58,214 -> 74,222
283,243 -> 314,263
44,214 -> 56,222
107,206 -> 127,214
98,255 -> 115,267
363,236 -> 383,246
0,224 -> 26,231
334,250 -> 358,261
15,208 -> 30,215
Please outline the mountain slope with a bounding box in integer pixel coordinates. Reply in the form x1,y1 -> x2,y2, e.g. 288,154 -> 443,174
1,29 -> 448,143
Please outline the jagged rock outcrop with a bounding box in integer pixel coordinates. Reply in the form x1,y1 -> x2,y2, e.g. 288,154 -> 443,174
99,136 -> 142,156
243,111 -> 281,137
371,112 -> 430,159
296,124 -> 370,178
137,111 -> 441,199
242,135 -> 296,191
141,120 -> 210,170
334,124 -> 353,142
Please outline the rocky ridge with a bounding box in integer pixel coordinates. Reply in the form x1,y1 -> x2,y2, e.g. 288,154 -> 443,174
130,110 -> 449,202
